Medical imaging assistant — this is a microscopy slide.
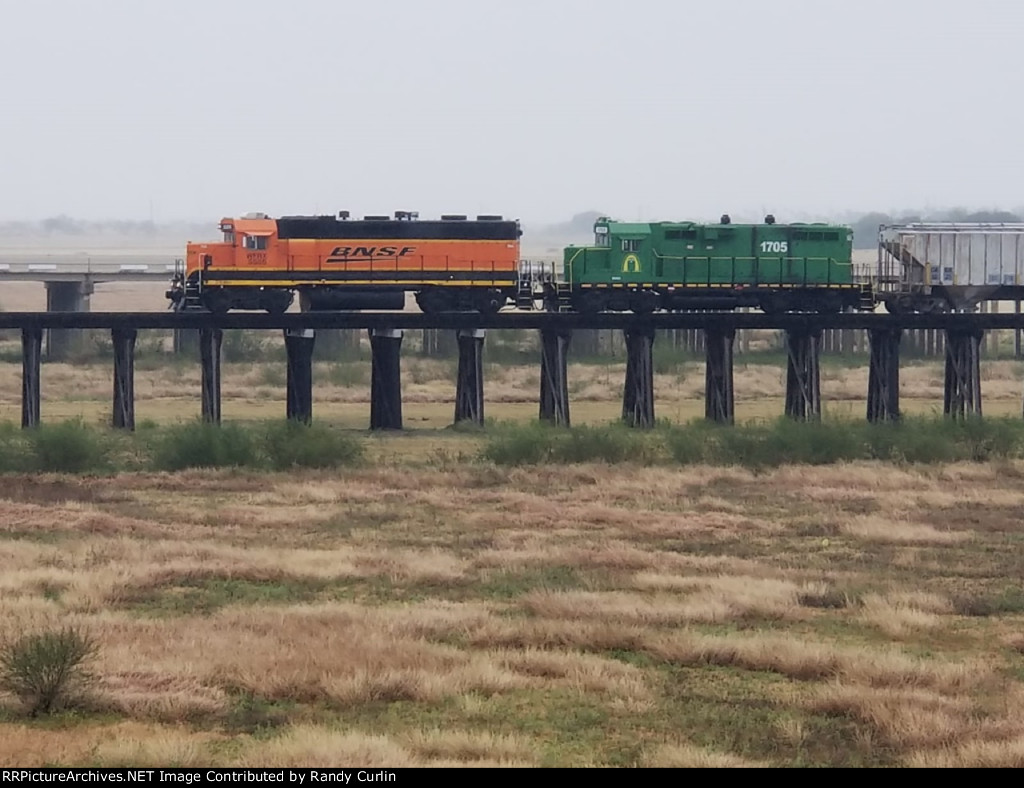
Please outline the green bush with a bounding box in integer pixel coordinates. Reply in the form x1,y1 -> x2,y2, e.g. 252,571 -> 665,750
0,423 -> 33,472
554,424 -> 656,464
651,344 -> 693,375
863,421 -> 957,464
664,417 -> 1024,469
0,626 -> 98,717
479,423 -> 555,466
324,362 -> 371,388
263,421 -> 364,470
221,331 -> 283,364
29,420 -> 114,473
481,423 -> 656,466
150,421 -> 261,471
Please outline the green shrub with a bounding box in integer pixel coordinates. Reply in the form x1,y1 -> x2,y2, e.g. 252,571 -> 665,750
665,416 -> 1024,469
553,424 -> 656,464
324,362 -> 371,388
0,626 -> 98,717
957,417 -> 1024,462
257,365 -> 288,388
29,420 -> 114,473
651,344 -> 693,375
481,423 -> 656,466
0,423 -> 33,472
663,423 -> 711,464
262,421 -> 364,470
150,421 -> 261,471
480,423 -> 555,466
221,331 -> 283,363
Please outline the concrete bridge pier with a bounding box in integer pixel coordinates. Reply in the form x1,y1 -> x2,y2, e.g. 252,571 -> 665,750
539,329 -> 571,426
199,328 -> 223,424
421,328 -> 457,358
45,280 -> 92,360
173,328 -> 199,357
622,327 -> 655,428
21,327 -> 42,429
454,329 -> 485,426
111,328 -> 137,430
705,328 -> 735,424
784,329 -> 822,421
867,329 -> 902,423
284,329 -> 316,424
944,328 -> 983,419
370,329 -> 404,430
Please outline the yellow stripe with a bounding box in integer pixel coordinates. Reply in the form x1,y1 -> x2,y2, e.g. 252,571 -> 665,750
216,266 -> 518,273
206,280 -> 517,288
286,238 -> 515,246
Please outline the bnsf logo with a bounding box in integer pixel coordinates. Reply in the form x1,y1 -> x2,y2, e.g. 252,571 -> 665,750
327,246 -> 417,261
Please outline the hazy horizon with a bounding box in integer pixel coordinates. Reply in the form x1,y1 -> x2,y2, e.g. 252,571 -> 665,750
1,0 -> 1020,227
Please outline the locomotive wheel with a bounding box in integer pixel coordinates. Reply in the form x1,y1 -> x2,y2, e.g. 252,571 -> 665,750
575,292 -> 605,315
476,291 -> 505,315
416,289 -> 450,314
759,294 -> 792,315
920,298 -> 950,315
263,291 -> 294,315
630,291 -> 660,315
813,294 -> 845,314
201,289 -> 231,314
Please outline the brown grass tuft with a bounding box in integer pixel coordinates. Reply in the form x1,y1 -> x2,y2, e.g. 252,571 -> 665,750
841,516 -> 971,545
641,742 -> 769,768
907,739 -> 1024,768
644,632 -> 985,692
809,684 -> 971,749
857,591 -> 952,637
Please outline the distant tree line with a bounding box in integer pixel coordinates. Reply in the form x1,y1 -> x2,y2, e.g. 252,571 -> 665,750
0,215 -> 208,238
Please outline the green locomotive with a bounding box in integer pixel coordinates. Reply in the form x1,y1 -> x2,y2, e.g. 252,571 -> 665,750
559,215 -> 869,313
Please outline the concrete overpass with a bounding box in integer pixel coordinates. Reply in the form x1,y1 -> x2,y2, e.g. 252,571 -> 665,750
0,249 -> 181,357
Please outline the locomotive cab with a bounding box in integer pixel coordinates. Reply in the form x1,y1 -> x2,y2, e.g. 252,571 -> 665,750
171,215 -> 293,314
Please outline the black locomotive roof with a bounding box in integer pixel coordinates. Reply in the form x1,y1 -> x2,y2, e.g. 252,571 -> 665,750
276,216 -> 521,241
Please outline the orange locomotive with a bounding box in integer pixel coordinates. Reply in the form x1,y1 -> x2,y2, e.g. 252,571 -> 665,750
166,211 -> 522,314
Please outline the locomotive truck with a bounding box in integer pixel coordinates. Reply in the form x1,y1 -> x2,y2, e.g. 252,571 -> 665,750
166,211 -> 872,314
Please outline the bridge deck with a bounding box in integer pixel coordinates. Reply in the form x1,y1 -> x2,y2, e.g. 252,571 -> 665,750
0,254 -> 180,281
1,311 -> 1023,330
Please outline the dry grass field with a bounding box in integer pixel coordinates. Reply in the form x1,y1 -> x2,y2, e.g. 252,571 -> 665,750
2,460 -> 1024,767
1,282 -> 1024,767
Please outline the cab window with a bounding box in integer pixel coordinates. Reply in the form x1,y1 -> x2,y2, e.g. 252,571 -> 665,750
621,239 -> 640,252
243,235 -> 268,250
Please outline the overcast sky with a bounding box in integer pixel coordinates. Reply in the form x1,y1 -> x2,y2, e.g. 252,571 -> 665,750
0,0 -> 1020,226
